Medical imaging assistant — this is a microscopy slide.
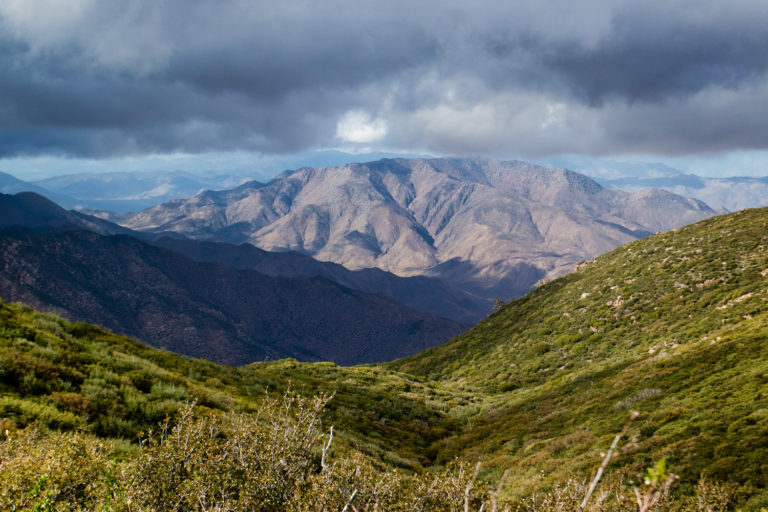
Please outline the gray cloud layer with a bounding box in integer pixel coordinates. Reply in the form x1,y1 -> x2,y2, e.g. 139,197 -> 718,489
1,0 -> 767,158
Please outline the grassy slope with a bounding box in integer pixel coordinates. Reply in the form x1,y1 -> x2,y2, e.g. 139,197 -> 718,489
390,208 -> 768,502
0,302 -> 463,470
2,207 -> 768,506
393,208 -> 768,387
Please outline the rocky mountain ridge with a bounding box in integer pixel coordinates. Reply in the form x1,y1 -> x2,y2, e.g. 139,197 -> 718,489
0,191 -> 486,323
600,174 -> 768,211
123,158 -> 717,300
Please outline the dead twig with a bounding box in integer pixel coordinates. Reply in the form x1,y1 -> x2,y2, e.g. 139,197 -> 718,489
341,488 -> 358,512
321,425 -> 334,471
578,411 -> 639,511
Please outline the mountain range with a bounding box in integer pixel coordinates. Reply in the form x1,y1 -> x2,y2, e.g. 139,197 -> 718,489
0,171 -> 74,207
600,174 -> 768,212
0,157 -> 725,367
537,156 -> 768,211
34,171 -> 255,213
122,158 -> 717,301
6,156 -> 767,220
0,151 -> 429,213
0,192 -> 465,365
0,190 -> 485,322
1,170 -> 255,213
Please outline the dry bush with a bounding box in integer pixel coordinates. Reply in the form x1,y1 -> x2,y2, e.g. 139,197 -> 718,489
0,427 -> 118,511
127,393 -> 488,512
127,392 -> 329,511
309,458 -> 487,512
510,475 -> 735,512
0,392 -> 739,512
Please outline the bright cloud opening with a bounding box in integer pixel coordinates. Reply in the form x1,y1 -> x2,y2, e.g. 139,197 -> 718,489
335,110 -> 388,144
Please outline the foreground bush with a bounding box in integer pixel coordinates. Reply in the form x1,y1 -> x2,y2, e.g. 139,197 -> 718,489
0,393 -> 739,511
510,477 -> 735,512
128,394 -> 487,512
0,393 -> 488,511
130,393 -> 327,511
0,427 -> 119,510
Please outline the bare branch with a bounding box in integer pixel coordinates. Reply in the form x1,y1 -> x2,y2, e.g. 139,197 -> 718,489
465,461 -> 482,512
490,468 -> 511,512
321,425 -> 334,471
578,411 -> 639,511
341,489 -> 358,512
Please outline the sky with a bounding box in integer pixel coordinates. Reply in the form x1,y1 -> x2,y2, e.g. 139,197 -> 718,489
1,0 -> 768,179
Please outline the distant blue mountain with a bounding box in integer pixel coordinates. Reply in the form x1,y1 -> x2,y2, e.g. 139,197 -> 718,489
596,175 -> 768,211
533,156 -> 685,180
0,171 -> 75,206
33,171 -> 255,213
532,157 -> 768,211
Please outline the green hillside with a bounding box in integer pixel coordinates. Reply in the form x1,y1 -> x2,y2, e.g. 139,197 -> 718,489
0,302 -> 488,510
2,208 -> 768,509
390,207 -> 768,505
0,301 -> 462,470
393,208 -> 768,388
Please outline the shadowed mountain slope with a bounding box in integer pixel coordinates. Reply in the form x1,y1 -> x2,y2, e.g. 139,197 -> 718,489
151,237 -> 489,323
0,228 -> 464,365
0,192 -> 131,236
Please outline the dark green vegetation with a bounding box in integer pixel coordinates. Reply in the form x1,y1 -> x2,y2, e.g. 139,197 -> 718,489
2,207 -> 768,509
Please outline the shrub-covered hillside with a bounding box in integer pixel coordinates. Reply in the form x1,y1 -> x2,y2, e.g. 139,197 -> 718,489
393,208 -> 768,388
0,301 -> 462,469
391,207 -> 768,506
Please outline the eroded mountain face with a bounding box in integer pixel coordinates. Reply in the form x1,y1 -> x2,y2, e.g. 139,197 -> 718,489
122,158 -> 716,299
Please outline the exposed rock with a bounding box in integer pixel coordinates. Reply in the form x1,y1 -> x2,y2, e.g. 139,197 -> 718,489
123,158 -> 716,301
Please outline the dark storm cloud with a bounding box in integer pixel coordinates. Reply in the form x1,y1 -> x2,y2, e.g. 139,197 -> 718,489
0,0 -> 767,158
540,4 -> 768,105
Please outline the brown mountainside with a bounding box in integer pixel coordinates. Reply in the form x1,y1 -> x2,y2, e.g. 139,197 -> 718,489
124,158 -> 716,300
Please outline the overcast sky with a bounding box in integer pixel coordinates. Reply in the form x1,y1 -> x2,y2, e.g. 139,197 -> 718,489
1,0 -> 768,178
